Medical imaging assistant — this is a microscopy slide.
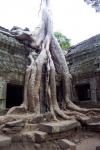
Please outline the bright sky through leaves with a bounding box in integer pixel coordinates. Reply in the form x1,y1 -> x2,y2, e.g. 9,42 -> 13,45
0,0 -> 100,45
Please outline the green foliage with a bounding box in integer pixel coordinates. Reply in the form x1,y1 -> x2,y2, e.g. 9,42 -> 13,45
54,32 -> 71,51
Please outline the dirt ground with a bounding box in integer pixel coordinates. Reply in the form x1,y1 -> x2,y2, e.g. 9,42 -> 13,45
74,131 -> 100,150
77,137 -> 100,150
1,129 -> 100,150
1,135 -> 100,150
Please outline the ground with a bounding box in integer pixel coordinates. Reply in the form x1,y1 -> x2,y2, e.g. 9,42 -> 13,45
0,117 -> 100,150
72,131 -> 100,150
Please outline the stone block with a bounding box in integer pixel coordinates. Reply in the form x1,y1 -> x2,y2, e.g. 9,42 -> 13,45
22,131 -> 36,142
96,146 -> 100,150
34,143 -> 41,149
2,126 -> 23,134
0,135 -> 11,147
34,131 -> 47,143
87,122 -> 100,131
39,120 -> 80,134
24,123 -> 39,131
58,139 -> 76,150
78,116 -> 91,124
11,134 -> 22,142
2,120 -> 25,134
0,99 -> 6,110
5,119 -> 25,128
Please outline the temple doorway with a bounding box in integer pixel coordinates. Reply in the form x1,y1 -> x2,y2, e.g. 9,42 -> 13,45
6,83 -> 23,108
75,83 -> 91,101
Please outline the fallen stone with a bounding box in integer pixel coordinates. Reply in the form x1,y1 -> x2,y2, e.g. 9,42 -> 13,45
91,117 -> 100,123
77,116 -> 91,126
2,126 -> 23,134
39,120 -> 80,134
34,143 -> 41,149
58,139 -> 76,150
80,116 -> 91,123
5,119 -> 25,128
22,131 -> 36,142
34,131 -> 47,143
74,138 -> 80,144
11,134 -> 22,142
0,135 -> 11,147
87,122 -> 100,131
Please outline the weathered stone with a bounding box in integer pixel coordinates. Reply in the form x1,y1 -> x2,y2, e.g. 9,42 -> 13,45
58,139 -> 76,150
39,120 -> 80,133
0,135 -> 11,147
74,138 -> 80,144
11,134 -> 22,142
34,131 -> 47,143
66,33 -> 100,104
24,123 -> 39,131
5,119 -> 25,128
22,131 -> 36,142
91,117 -> 100,123
2,119 -> 25,134
86,133 -> 94,137
77,116 -> 91,128
34,143 -> 41,150
87,122 -> 100,131
0,28 -> 33,110
80,116 -> 90,123
96,146 -> 100,150
2,126 -> 23,134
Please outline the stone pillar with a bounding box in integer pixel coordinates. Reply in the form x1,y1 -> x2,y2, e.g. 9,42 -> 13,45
0,80 -> 7,110
96,75 -> 100,102
72,85 -> 78,102
90,78 -> 97,103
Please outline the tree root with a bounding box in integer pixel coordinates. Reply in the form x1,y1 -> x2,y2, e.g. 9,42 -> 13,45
67,99 -> 100,113
54,107 -> 72,120
7,105 -> 27,115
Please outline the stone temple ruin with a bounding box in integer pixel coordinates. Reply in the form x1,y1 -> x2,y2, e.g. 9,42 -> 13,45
66,34 -> 100,107
0,26 -> 67,113
0,26 -> 31,111
0,26 -> 100,150
0,26 -> 100,112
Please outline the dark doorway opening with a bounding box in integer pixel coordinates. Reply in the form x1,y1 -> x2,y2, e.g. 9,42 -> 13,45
75,83 -> 91,101
6,83 -> 23,108
56,81 -> 64,109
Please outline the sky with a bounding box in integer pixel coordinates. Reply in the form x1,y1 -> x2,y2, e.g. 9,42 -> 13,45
0,0 -> 100,45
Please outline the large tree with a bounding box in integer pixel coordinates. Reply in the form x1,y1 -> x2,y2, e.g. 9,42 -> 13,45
3,0 -> 100,122
84,0 -> 100,12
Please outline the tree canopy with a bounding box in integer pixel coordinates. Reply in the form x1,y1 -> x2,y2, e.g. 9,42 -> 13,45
84,0 -> 100,12
54,32 -> 71,51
